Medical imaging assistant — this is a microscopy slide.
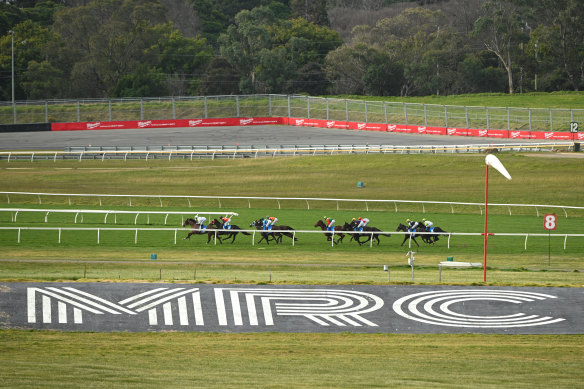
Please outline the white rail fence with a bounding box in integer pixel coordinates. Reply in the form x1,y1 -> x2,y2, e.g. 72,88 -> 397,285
0,142 -> 576,161
2,192 -> 583,218
0,208 -> 237,225
0,227 -> 582,250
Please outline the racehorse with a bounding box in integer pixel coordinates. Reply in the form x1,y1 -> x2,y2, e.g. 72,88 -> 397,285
416,224 -> 447,244
209,218 -> 251,244
396,223 -> 420,247
314,220 -> 346,245
182,218 -> 221,244
250,219 -> 297,244
347,220 -> 391,246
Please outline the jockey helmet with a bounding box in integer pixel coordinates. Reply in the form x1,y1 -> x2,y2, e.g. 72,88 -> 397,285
406,219 -> 410,222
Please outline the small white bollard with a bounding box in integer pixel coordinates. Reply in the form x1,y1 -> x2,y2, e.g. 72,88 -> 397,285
406,251 -> 416,281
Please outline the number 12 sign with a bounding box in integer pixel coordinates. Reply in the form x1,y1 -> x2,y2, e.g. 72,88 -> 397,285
544,214 -> 557,230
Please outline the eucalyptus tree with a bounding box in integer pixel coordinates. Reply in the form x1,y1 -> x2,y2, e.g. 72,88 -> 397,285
472,0 -> 531,94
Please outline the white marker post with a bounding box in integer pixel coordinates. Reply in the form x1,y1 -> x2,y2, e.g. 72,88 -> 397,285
484,154 -> 512,282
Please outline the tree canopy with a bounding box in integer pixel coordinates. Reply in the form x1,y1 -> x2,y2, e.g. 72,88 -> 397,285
0,0 -> 582,100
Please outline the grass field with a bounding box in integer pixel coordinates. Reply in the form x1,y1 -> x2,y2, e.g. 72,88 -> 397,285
1,331 -> 583,388
1,151 -> 583,387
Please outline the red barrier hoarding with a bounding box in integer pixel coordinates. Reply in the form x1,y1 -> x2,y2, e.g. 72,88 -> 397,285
52,116 -> 579,141
52,117 -> 282,131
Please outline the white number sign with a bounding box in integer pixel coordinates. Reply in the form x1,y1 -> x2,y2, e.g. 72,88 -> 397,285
544,214 -> 557,230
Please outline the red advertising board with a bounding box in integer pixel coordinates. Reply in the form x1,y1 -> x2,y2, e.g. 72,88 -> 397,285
51,116 -> 579,141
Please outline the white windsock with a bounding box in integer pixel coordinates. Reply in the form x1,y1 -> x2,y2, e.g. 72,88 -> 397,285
485,154 -> 512,180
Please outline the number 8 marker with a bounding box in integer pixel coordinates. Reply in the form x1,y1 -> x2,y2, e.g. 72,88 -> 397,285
544,214 -> 557,230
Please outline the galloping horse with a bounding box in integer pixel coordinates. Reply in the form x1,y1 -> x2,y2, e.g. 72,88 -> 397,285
182,218 -> 220,244
396,223 -> 420,247
314,220 -> 346,245
250,219 -> 297,245
347,220 -> 391,246
416,224 -> 447,244
209,218 -> 251,244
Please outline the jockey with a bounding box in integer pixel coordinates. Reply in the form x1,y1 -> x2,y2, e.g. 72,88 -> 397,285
406,218 -> 419,233
221,215 -> 232,230
263,216 -> 277,230
324,216 -> 335,231
357,217 -> 369,232
194,214 -> 207,229
422,218 -> 434,233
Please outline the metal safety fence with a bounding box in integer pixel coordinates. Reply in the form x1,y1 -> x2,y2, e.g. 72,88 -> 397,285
0,142 -> 575,161
1,94 -> 582,132
2,192 -> 583,218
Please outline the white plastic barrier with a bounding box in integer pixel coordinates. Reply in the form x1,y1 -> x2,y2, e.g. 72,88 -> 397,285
2,191 -> 582,217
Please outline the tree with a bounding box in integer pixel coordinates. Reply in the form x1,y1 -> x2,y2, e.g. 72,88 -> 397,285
22,60 -> 66,99
472,0 -> 531,94
52,0 -> 170,97
111,64 -> 168,97
219,6 -> 340,94
197,56 -> 240,95
290,0 -> 329,26
218,7 -> 276,93
534,0 -> 584,90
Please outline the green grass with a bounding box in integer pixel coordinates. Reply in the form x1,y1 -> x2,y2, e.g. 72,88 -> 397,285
0,154 -> 583,285
1,153 -> 583,388
331,91 -> 584,109
1,331 -> 582,388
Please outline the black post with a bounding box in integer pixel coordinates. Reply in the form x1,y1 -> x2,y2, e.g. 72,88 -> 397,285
548,230 -> 551,266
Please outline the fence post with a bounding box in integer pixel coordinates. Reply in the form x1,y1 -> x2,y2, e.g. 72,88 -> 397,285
172,98 -> 176,119
444,106 -> 448,127
204,97 -> 208,118
486,107 -> 490,129
287,95 -> 291,118
236,95 -> 240,117
507,107 -> 510,131
307,96 -> 310,119
404,103 -> 408,125
549,109 -> 553,131
365,101 -> 368,123
269,95 -> 272,117
528,108 -> 532,131
384,102 -> 388,124
77,100 -> 81,122
345,100 -> 349,121
109,100 -> 112,121
140,99 -> 144,120
45,102 -> 48,123
326,98 -> 329,120
465,106 -> 469,128
424,104 -> 427,126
